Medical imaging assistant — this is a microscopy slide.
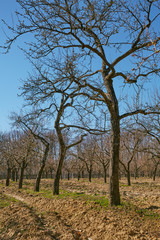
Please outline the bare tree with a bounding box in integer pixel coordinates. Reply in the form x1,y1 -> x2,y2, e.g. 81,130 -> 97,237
10,115 -> 55,191
17,58 -> 89,195
94,134 -> 110,183
0,133 -> 13,186
70,155 -> 85,181
120,130 -> 142,186
17,132 -> 37,189
0,132 -> 21,186
136,114 -> 160,181
133,152 -> 143,180
74,135 -> 97,182
2,0 -> 160,205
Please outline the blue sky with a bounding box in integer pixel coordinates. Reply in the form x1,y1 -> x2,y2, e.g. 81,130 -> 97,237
0,0 -> 160,132
0,0 -> 32,132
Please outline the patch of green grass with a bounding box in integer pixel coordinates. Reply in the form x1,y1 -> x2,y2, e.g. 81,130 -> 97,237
23,181 -> 33,186
22,187 -> 53,198
136,208 -> 160,219
120,200 -> 160,220
22,186 -> 109,208
120,183 -> 129,187
39,188 -> 53,198
22,188 -> 38,195
57,190 -> 109,208
0,181 -> 4,187
0,195 -> 18,208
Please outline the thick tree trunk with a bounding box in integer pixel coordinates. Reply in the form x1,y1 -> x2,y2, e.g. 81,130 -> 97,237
53,101 -> 68,195
127,171 -> 131,186
103,68 -> 121,206
53,121 -> 66,195
35,165 -> 45,191
35,143 -> 49,192
109,116 -> 120,206
19,162 -> 25,189
53,147 -> 66,194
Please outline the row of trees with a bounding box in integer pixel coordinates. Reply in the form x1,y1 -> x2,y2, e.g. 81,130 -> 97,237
1,113 -> 160,191
1,0 -> 160,205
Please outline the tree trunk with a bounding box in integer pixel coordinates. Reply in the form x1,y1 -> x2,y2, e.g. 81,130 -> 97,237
35,165 -> 45,191
77,171 -> 80,181
11,169 -> 16,181
103,166 -> 107,183
53,147 -> 66,194
109,116 -> 120,206
103,68 -> 120,206
88,170 -> 92,182
127,164 -> 131,186
134,168 -> 138,179
50,169 -> 53,179
127,171 -> 131,186
6,166 -> 11,187
98,170 -> 101,179
15,170 -> 18,182
19,162 -> 25,189
153,164 -> 158,181
67,171 -> 70,180
53,127 -> 66,194
35,143 -> 49,192
53,107 -> 67,195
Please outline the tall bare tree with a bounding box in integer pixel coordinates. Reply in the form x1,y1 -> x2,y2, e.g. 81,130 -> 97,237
3,0 -> 160,205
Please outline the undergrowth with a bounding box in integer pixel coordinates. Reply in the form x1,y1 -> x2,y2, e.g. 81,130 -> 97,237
120,200 -> 160,220
0,194 -> 18,208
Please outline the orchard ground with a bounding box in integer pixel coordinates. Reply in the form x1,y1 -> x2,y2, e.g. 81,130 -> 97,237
0,177 -> 160,240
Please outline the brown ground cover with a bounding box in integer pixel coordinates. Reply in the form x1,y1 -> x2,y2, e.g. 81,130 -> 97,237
0,178 -> 160,240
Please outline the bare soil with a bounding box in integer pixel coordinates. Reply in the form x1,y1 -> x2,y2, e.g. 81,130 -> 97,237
0,178 -> 160,240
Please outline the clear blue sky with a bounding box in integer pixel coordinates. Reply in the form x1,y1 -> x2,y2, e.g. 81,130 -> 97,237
0,0 -> 32,132
0,1 -> 160,132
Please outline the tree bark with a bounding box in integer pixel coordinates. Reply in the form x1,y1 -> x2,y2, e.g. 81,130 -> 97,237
11,169 -> 16,181
127,170 -> 131,186
88,170 -> 92,182
153,163 -> 159,181
77,171 -> 80,181
6,166 -> 11,187
53,146 -> 66,194
53,118 -> 66,195
109,116 -> 120,206
103,166 -> 107,183
19,162 -> 25,189
35,143 -> 49,192
15,170 -> 18,182
67,171 -> 70,180
103,68 -> 121,206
